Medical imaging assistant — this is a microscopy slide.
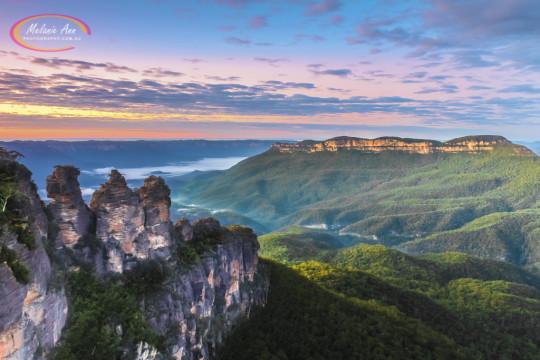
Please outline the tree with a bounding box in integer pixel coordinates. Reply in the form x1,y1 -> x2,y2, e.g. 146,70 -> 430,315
0,178 -> 18,213
0,147 -> 23,162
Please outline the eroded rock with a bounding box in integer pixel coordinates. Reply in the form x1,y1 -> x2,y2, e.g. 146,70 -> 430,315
46,165 -> 92,247
90,170 -> 149,272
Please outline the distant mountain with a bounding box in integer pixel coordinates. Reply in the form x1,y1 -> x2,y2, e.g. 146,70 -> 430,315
273,135 -> 534,156
516,141 -> 540,155
0,140 -> 277,208
176,135 -> 540,268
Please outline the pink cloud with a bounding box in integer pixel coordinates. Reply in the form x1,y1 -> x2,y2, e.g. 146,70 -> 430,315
304,0 -> 342,16
330,14 -> 344,25
249,15 -> 268,29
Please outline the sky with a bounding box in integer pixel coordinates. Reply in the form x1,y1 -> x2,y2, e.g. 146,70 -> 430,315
0,0 -> 540,141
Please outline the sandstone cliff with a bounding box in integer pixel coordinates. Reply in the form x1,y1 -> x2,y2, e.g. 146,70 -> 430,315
2,154 -> 269,359
0,156 -> 67,360
142,221 -> 267,359
46,165 -> 92,247
271,135 -> 536,156
135,175 -> 172,259
90,170 -> 150,272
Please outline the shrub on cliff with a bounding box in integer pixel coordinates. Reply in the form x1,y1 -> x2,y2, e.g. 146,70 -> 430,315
124,258 -> 171,296
0,244 -> 30,284
191,217 -> 225,254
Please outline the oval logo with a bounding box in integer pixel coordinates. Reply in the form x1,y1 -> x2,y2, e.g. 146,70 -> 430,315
10,14 -> 91,52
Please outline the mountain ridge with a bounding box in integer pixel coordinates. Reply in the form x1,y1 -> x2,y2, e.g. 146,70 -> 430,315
272,135 -> 536,156
176,135 -> 540,269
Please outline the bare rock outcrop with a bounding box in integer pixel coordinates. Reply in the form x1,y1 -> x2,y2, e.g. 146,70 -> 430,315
272,135 -> 536,156
142,221 -> 267,360
135,175 -> 172,258
2,155 -> 269,360
175,217 -> 193,241
46,165 -> 92,247
89,170 -> 149,272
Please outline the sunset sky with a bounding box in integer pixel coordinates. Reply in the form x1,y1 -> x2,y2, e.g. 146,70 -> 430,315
1,0 -> 539,140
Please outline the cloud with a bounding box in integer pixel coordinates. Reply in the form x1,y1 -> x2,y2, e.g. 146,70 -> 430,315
220,26 -> 236,31
183,58 -> 204,63
351,18 -> 421,47
304,0 -> 342,16
309,65 -> 352,77
262,80 -> 315,89
214,0 -> 267,8
81,187 -> 99,196
206,75 -> 241,81
30,57 -> 137,73
425,0 -> 540,38
327,87 -> 350,93
330,14 -> 344,25
254,57 -> 288,66
225,37 -> 251,45
8,69 -> 539,132
0,50 -> 19,57
428,75 -> 452,81
498,84 -> 540,94
415,0 -> 540,68
312,35 -> 325,42
468,86 -> 493,91
416,84 -> 459,94
8,68 -> 33,74
364,70 -> 393,78
451,51 -> 499,68
82,157 -> 247,180
376,96 -> 415,103
407,72 -> 428,79
142,68 -> 185,78
346,37 -> 365,45
249,15 -> 268,29
0,70 -> 426,117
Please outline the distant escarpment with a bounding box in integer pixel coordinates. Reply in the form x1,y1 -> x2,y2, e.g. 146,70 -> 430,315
178,134 -> 540,270
2,159 -> 268,360
272,135 -> 535,156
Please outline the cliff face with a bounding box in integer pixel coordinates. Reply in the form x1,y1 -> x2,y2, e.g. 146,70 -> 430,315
40,166 -> 267,359
2,156 -> 269,360
143,223 -> 266,359
46,165 -> 92,247
47,168 -> 174,273
272,135 -> 536,156
90,170 -> 150,273
0,158 -> 67,360
135,175 -> 172,259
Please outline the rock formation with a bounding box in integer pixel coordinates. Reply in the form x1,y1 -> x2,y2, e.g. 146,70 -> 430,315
90,170 -> 149,272
46,165 -> 92,247
0,158 -> 67,360
135,175 -> 172,258
142,222 -> 266,359
2,155 -> 268,360
272,135 -> 536,156
175,217 -> 193,241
